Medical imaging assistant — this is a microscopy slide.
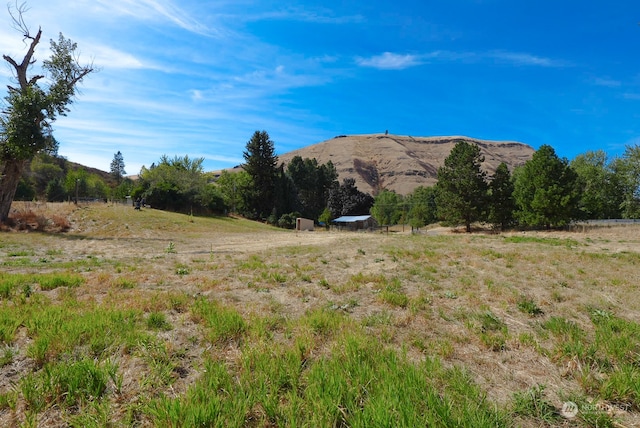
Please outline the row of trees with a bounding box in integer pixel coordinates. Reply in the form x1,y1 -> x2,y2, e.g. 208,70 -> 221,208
14,152 -> 131,203
217,130 -> 373,226
369,140 -> 640,232
15,134 -> 640,233
12,128 -> 377,228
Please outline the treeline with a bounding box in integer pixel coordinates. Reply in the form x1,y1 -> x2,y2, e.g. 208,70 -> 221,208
14,153 -> 130,203
15,133 -> 640,230
13,131 -> 376,227
213,131 -> 373,227
370,141 -> 640,231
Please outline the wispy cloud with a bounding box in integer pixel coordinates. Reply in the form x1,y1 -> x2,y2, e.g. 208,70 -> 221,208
236,6 -> 364,25
356,50 -> 567,70
86,44 -> 147,69
486,51 -> 568,67
93,0 -> 217,37
356,52 -> 422,70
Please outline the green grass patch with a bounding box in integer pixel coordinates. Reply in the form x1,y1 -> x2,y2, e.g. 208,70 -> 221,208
146,312 -> 173,331
147,332 -> 508,427
37,273 -> 85,290
0,273 -> 84,297
476,311 -> 509,352
511,384 -> 559,424
20,357 -> 114,412
378,277 -> 409,308
517,295 -> 544,316
504,235 -> 580,247
191,298 -> 246,344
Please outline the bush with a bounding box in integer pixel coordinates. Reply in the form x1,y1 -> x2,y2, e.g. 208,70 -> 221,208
277,212 -> 301,229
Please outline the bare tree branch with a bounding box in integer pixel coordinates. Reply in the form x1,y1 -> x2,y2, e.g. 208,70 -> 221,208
8,1 -> 32,39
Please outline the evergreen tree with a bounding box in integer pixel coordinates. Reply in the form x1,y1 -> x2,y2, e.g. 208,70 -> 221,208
286,156 -> 339,221
110,151 -> 126,184
272,164 -> 297,224
287,156 -> 319,217
318,161 -> 339,204
328,178 -> 374,217
487,162 -> 515,231
513,145 -> 580,229
435,141 -> 488,232
242,130 -> 278,219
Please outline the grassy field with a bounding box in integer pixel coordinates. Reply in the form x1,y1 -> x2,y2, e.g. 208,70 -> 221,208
0,202 -> 639,427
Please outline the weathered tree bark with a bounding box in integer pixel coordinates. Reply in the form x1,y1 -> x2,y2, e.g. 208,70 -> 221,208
0,23 -> 41,223
0,159 -> 27,222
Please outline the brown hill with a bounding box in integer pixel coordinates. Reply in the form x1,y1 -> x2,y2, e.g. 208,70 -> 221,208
277,134 -> 535,195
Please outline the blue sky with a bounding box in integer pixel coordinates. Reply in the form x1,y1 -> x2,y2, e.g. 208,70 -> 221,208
1,0 -> 639,174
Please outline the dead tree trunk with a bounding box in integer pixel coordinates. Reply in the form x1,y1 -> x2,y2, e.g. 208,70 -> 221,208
0,159 -> 28,222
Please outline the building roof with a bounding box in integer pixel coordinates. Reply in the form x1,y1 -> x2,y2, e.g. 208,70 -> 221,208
332,215 -> 373,223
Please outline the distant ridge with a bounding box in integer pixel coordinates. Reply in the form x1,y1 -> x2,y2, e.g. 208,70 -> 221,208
277,134 -> 535,195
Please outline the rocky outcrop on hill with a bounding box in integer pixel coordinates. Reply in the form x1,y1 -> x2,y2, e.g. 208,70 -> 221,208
278,134 -> 535,195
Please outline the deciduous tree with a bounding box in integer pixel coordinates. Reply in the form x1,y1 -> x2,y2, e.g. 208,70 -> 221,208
570,150 -> 623,219
406,186 -> 438,230
135,155 -> 221,213
611,145 -> 640,219
0,4 -> 93,221
370,189 -> 403,225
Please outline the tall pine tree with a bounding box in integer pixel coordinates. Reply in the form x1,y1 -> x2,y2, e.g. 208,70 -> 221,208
513,145 -> 580,229
242,130 -> 278,220
110,151 -> 126,184
487,162 -> 515,231
435,141 -> 488,232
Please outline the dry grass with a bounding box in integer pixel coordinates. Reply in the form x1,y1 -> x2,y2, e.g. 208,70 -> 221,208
1,202 -> 73,232
1,202 -> 640,427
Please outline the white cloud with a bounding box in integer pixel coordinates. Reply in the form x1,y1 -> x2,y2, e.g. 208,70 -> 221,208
487,51 -> 568,67
356,52 -> 422,70
356,50 -> 567,70
237,7 -> 364,25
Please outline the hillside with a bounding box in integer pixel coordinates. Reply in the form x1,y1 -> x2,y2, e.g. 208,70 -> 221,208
278,134 -> 535,195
